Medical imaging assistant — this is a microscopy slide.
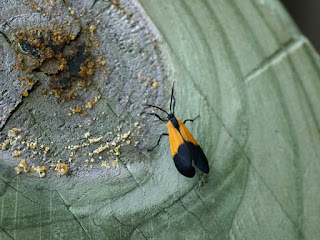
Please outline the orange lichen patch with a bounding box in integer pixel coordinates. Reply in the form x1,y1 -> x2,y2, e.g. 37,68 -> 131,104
70,106 -> 82,114
65,90 -> 78,101
13,62 -> 24,70
22,90 -> 29,97
12,26 -> 99,101
30,2 -> 42,12
55,162 -> 68,176
18,75 -> 35,87
110,0 -> 122,11
79,59 -> 96,80
98,60 -> 106,67
17,54 -> 24,62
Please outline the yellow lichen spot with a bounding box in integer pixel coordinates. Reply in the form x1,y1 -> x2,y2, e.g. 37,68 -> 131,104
84,132 -> 90,138
114,146 -> 120,156
19,159 -> 29,172
50,162 -> 56,169
101,161 -> 110,169
87,61 -> 95,69
93,142 -> 109,154
121,131 -> 131,140
1,142 -> 6,150
85,102 -> 93,109
14,167 -> 22,174
32,165 -> 47,178
44,147 -> 50,153
90,158 -> 95,163
68,145 -> 81,151
29,141 -> 38,149
70,106 -> 82,114
68,7 -> 75,15
88,137 -> 103,144
12,150 -> 20,157
112,159 -> 118,167
152,81 -> 158,88
89,25 -> 96,36
8,128 -> 21,137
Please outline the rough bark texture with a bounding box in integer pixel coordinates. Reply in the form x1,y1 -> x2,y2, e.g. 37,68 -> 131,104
1,0 -> 320,239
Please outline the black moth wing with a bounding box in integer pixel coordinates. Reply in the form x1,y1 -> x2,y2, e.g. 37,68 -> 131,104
173,142 -> 196,178
186,142 -> 210,174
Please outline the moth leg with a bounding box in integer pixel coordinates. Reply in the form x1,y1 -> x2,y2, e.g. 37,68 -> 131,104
148,133 -> 169,151
183,115 -> 199,124
141,112 -> 167,122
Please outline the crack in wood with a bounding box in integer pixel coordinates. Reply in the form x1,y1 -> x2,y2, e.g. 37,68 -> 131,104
55,190 -> 92,240
245,37 -> 306,84
0,225 -> 14,240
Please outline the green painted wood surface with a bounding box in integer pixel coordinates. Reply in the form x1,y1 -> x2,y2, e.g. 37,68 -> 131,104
1,0 -> 320,239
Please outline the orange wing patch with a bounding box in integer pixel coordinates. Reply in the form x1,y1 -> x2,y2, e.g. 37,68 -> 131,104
167,120 -> 184,157
177,118 -> 199,146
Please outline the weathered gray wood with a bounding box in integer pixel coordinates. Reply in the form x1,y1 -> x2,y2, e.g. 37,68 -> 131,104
1,0 -> 320,239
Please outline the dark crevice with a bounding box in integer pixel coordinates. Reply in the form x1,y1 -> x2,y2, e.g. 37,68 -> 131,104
117,155 -> 145,193
194,190 -> 225,233
0,225 -> 14,240
0,79 -> 41,132
0,178 -> 40,205
55,190 -> 92,240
